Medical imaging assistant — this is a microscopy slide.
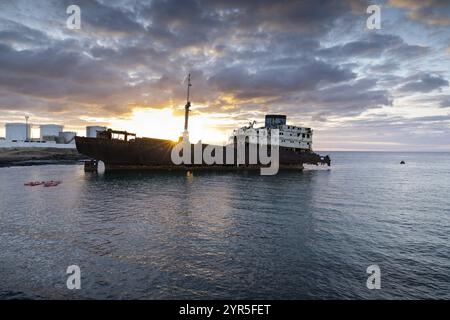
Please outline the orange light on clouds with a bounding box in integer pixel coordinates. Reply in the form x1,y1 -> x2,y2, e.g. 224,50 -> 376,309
109,107 -> 229,145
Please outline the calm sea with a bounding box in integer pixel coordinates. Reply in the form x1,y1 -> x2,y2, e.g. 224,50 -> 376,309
0,152 -> 449,299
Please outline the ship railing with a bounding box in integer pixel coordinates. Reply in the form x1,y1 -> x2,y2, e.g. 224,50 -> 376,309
97,129 -> 137,141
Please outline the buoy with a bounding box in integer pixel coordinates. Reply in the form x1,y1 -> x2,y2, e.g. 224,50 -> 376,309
400,161 -> 406,165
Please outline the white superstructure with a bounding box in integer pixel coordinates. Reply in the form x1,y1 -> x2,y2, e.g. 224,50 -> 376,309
277,124 -> 312,150
230,115 -> 313,151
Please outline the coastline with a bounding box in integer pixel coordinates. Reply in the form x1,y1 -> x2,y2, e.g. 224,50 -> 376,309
0,147 -> 88,167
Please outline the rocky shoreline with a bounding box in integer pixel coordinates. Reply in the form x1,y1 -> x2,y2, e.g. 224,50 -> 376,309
0,148 -> 88,167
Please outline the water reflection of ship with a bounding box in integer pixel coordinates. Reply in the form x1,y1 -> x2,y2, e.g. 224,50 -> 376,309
75,75 -> 330,171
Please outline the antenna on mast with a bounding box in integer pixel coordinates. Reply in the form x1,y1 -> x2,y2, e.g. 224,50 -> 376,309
183,73 -> 192,142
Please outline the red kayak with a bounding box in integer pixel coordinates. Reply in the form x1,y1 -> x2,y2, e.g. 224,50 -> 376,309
24,181 -> 45,186
24,180 -> 62,187
43,180 -> 62,187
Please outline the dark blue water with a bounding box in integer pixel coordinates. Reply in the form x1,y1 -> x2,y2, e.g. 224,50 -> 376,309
0,152 -> 449,299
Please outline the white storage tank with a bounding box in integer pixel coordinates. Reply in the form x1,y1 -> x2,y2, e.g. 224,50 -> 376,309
58,131 -> 77,144
86,126 -> 107,138
40,124 -> 63,140
5,123 -> 31,141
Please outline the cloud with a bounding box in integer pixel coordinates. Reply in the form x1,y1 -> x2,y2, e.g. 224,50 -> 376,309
294,78 -> 392,117
368,62 -> 400,73
201,0 -> 355,34
0,19 -> 50,48
0,0 -> 449,150
439,95 -> 450,108
60,0 -> 144,35
398,73 -> 449,93
389,0 -> 450,26
208,59 -> 356,99
318,33 -> 429,60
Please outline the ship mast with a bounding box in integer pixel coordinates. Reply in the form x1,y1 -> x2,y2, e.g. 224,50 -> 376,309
183,73 -> 192,142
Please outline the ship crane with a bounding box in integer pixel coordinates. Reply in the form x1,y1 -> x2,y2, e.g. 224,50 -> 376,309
183,74 -> 192,142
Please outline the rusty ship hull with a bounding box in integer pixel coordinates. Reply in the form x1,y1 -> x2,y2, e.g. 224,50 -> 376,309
75,136 -> 330,171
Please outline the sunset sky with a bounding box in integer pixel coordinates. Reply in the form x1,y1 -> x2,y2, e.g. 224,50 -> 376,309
1,0 -> 450,150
